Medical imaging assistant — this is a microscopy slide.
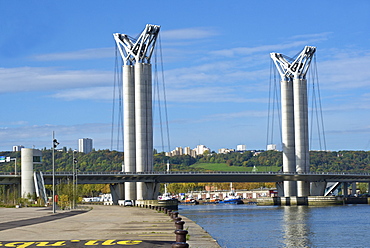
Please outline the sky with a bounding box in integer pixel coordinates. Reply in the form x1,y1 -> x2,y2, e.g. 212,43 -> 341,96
0,1 -> 370,152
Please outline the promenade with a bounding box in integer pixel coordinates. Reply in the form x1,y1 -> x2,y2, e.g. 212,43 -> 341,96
0,205 -> 220,248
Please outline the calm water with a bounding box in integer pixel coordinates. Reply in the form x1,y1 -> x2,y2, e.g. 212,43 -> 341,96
178,204 -> 370,248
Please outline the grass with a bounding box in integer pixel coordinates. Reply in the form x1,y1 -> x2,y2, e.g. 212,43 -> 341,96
190,163 -> 281,172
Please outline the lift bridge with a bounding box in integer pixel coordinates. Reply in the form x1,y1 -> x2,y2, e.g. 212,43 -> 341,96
2,25 -> 368,205
1,171 -> 370,204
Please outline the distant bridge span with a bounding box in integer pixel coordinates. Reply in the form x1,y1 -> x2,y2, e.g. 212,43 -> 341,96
2,172 -> 370,185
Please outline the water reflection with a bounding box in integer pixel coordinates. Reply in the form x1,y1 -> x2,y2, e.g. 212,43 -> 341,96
281,206 -> 312,247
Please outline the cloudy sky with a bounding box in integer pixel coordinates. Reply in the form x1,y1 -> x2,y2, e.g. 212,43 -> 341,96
0,1 -> 370,152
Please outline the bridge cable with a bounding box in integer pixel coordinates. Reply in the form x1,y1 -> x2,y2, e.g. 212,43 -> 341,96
309,53 -> 327,151
266,60 -> 282,151
152,33 -> 171,154
111,43 -> 124,156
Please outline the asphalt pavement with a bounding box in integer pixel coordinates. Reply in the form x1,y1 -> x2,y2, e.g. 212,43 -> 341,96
0,205 -> 220,248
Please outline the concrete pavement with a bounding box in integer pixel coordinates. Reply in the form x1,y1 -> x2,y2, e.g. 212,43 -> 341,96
0,205 -> 220,248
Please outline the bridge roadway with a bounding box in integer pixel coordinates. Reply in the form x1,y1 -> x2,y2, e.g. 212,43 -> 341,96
2,171 -> 370,185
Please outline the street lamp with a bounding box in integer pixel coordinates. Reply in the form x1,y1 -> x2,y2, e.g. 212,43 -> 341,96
52,132 -> 59,214
72,150 -> 78,209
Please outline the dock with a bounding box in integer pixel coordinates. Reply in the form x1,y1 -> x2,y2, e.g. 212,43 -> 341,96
0,205 -> 220,248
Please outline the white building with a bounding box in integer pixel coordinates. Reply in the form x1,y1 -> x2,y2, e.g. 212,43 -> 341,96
267,144 -> 277,151
78,138 -> 93,154
193,145 -> 210,155
13,145 -> 24,152
236,144 -> 246,152
166,145 -> 209,157
218,148 -> 235,154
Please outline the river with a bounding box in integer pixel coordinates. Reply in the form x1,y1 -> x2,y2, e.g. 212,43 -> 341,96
178,203 -> 370,247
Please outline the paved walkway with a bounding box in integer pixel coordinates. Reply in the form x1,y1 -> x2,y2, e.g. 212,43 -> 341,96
0,205 -> 220,248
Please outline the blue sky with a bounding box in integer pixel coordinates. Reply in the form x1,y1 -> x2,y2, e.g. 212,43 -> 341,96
1,1 -> 370,152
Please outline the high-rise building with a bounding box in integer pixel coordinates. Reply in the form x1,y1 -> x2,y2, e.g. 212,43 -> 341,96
236,144 -> 246,152
13,145 -> 24,152
78,138 -> 93,154
267,144 -> 277,151
193,145 -> 210,155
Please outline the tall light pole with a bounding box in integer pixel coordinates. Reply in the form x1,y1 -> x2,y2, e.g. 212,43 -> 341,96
52,131 -> 59,213
72,150 -> 77,209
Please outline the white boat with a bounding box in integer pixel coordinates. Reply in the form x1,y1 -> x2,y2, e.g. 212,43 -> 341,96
219,183 -> 244,204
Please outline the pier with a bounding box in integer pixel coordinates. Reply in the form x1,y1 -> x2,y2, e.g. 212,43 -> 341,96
0,204 -> 220,248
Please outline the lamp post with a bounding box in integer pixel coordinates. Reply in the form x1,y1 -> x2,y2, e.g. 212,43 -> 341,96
72,150 -> 77,209
52,131 -> 59,213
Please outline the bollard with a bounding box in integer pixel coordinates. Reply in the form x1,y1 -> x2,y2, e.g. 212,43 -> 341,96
175,220 -> 185,230
164,208 -> 168,214
173,217 -> 182,222
172,229 -> 189,248
168,210 -> 172,217
172,211 -> 179,219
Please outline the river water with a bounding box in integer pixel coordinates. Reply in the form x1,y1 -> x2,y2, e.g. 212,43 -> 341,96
178,204 -> 370,248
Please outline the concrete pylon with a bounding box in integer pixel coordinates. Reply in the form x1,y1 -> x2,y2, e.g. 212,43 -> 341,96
281,78 -> 297,196
270,46 -> 316,197
294,78 -> 310,197
123,64 -> 136,200
135,63 -> 153,200
113,24 -> 160,201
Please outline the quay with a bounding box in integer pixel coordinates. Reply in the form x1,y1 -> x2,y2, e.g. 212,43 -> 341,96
0,205 -> 220,248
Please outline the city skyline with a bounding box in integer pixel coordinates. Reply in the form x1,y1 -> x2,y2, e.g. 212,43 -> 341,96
1,1 -> 370,152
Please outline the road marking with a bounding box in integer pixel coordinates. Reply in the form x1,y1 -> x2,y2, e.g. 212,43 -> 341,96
0,240 -> 143,247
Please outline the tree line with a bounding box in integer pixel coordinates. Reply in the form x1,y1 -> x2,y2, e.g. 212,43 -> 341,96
1,149 -> 370,173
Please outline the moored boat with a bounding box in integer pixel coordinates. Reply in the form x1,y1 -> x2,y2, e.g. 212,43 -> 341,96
219,183 -> 244,204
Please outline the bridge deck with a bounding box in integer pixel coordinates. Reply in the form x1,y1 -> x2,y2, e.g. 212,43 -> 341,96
2,172 -> 370,185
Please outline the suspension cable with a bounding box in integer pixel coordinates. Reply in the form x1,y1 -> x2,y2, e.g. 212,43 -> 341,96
158,34 -> 171,153
266,60 -> 273,147
313,54 -> 327,151
111,45 -> 119,151
153,43 -> 165,152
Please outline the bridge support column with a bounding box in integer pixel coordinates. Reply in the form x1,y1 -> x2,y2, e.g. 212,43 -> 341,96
110,183 -> 124,205
343,182 -> 348,197
310,182 -> 326,196
276,182 -> 285,197
123,64 -> 137,201
351,182 -> 357,196
281,78 -> 297,197
146,182 -> 159,200
135,63 -> 153,201
368,182 -> 370,195
294,78 -> 310,197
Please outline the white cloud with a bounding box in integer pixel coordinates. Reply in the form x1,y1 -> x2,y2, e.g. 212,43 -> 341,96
33,47 -> 114,61
210,33 -> 329,57
317,52 -> 370,90
0,67 -> 112,93
161,27 -> 219,40
51,87 -> 114,101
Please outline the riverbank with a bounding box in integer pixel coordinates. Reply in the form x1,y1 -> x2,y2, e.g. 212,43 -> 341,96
0,205 -> 220,247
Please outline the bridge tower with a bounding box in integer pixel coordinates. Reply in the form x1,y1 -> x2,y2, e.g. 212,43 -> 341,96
270,53 -> 297,197
113,24 -> 160,200
271,46 -> 316,197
